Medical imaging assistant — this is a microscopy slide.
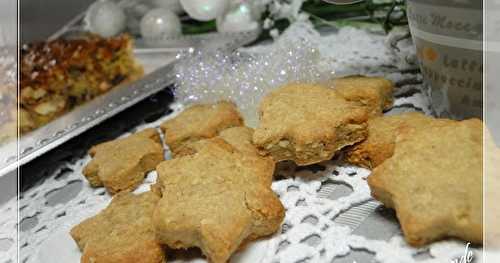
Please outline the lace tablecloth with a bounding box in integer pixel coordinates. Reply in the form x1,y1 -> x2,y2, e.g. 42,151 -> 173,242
0,22 -> 481,263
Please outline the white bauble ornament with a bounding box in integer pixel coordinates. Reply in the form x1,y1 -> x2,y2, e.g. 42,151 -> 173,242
140,8 -> 182,40
216,2 -> 260,32
152,0 -> 184,14
85,0 -> 127,37
123,2 -> 152,35
180,0 -> 229,21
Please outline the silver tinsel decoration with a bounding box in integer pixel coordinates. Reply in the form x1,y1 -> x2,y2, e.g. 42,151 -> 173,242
173,37 -> 334,127
0,47 -> 17,130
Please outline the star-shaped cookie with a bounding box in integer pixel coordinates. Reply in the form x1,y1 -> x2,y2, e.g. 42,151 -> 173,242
153,138 -> 284,263
345,112 -> 454,168
218,126 -> 267,158
160,101 -> 243,156
253,83 -> 369,166
70,191 -> 165,263
368,118 -> 483,246
331,76 -> 394,117
175,126 -> 275,185
83,128 -> 164,194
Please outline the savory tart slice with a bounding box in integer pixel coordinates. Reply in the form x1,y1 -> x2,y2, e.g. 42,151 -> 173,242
20,34 -> 143,133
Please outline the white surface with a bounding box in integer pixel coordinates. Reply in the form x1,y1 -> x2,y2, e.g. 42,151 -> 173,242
36,227 -> 85,263
0,171 -> 16,206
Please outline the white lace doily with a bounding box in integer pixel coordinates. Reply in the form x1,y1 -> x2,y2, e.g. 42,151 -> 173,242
0,22 -> 481,263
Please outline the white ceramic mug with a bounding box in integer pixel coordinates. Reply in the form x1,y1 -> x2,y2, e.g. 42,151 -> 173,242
407,0 -> 483,119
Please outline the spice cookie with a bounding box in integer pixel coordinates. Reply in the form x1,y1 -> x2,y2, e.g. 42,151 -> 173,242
253,83 -> 369,166
368,118 -> 483,246
345,112 -> 454,168
153,138 -> 284,263
176,126 -> 261,158
70,191 -> 165,263
83,128 -> 164,194
175,126 -> 275,185
218,126 -> 266,158
331,76 -> 394,117
160,101 -> 244,157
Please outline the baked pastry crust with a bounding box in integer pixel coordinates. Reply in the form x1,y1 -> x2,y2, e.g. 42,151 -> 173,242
160,101 -> 244,157
153,138 -> 284,263
368,118 -> 483,246
331,76 -> 394,117
83,128 -> 164,194
70,191 -> 165,263
253,83 -> 369,166
20,34 -> 143,133
345,112 -> 454,168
